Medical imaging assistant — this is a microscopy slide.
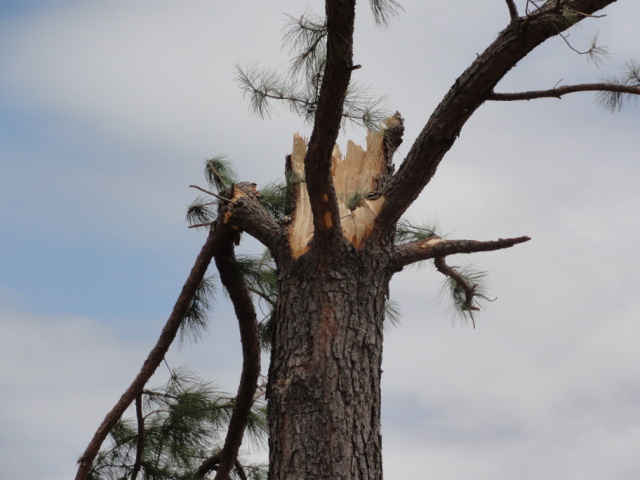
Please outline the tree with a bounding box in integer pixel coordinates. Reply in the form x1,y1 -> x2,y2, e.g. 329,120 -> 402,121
76,1 -> 640,479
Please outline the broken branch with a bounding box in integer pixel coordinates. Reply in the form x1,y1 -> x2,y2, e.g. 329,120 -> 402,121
390,236 -> 530,272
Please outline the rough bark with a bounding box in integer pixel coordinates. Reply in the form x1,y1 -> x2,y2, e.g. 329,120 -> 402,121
267,241 -> 392,480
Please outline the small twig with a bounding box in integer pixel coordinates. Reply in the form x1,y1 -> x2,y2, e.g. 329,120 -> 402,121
188,221 -> 215,229
190,185 -> 238,205
207,161 -> 232,191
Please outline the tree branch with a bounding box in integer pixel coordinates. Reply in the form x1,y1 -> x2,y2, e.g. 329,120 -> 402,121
75,229 -> 220,480
505,0 -> 519,21
220,182 -> 289,260
195,451 -> 222,479
130,394 -> 145,480
212,244 -> 262,480
374,0 -> 618,232
390,235 -> 531,272
304,0 -> 357,249
190,185 -> 238,205
234,460 -> 249,480
488,83 -> 640,101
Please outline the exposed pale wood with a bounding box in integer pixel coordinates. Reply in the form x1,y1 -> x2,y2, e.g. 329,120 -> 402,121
289,135 -> 314,258
289,131 -> 387,258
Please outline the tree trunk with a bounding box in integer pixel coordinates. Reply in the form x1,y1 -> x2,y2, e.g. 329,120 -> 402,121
267,242 -> 391,480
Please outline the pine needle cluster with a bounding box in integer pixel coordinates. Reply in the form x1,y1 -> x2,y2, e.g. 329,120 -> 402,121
235,2 -> 404,130
89,370 -> 267,480
598,61 -> 640,111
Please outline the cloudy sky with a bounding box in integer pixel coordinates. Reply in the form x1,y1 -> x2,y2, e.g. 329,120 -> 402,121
1,1 -> 639,479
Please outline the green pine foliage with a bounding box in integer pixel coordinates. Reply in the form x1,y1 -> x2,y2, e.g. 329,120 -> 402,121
179,276 -> 217,347
89,370 -> 267,480
368,0 -> 404,27
439,262 -> 492,323
394,218 -> 441,243
235,4 -> 397,131
186,196 -> 219,227
598,60 -> 640,111
205,156 -> 237,195
258,180 -> 290,221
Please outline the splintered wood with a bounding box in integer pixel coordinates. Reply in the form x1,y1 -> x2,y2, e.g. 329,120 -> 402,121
289,131 -> 387,258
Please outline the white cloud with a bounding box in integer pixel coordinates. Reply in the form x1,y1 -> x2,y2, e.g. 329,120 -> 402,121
0,303 -> 152,478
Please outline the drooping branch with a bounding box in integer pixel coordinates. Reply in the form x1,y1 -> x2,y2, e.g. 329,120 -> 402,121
212,241 -> 262,480
488,83 -> 640,101
375,0 -> 618,232
304,0 -> 357,248
189,185 -> 238,205
433,256 -> 487,328
75,229 -> 220,480
389,235 -> 531,272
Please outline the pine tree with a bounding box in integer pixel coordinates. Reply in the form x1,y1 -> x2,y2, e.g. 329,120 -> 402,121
76,2 -> 640,479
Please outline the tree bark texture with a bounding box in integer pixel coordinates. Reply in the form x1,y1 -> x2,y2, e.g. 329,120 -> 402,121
267,243 -> 392,480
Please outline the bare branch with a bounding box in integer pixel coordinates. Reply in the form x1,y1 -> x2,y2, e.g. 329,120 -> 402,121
489,83 -> 640,101
374,0 -> 618,232
390,236 -> 531,272
188,221 -> 215,229
434,257 -> 486,328
505,0 -> 519,20
190,185 -> 238,205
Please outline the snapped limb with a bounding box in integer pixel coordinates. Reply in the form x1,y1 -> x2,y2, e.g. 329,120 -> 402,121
390,235 -> 531,272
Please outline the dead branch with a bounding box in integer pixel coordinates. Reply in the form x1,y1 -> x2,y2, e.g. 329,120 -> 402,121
188,221 -> 215,229
374,0 -> 617,232
488,83 -> 640,101
190,185 -> 238,205
389,236 -> 531,272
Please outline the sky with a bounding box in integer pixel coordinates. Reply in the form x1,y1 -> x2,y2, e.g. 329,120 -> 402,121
1,1 -> 639,479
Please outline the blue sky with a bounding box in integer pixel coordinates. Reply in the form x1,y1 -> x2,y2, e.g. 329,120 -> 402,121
1,1 -> 640,479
